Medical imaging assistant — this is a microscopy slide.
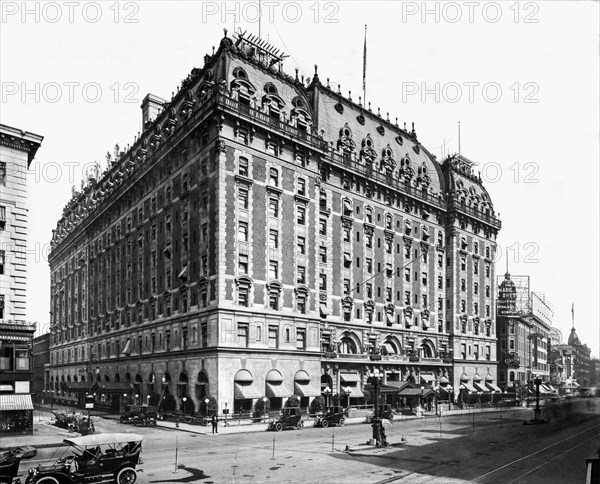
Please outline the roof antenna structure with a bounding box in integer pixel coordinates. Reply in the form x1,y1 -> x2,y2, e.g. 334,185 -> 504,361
458,121 -> 461,155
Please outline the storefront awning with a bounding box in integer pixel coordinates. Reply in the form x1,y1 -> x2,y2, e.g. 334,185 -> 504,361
439,377 -> 450,384
364,384 -> 401,394
341,386 -> 364,398
294,381 -> 321,397
0,393 -> 33,411
234,383 -> 262,400
266,382 -> 290,398
486,382 -> 502,392
420,373 -> 435,383
396,388 -> 438,398
546,384 -> 557,393
340,372 -> 361,384
0,384 -> 14,392
473,381 -> 489,393
460,382 -> 477,393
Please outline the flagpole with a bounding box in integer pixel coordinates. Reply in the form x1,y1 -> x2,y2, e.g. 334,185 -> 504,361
363,24 -> 367,106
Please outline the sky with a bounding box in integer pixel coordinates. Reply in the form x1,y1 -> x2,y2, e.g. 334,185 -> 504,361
1,1 -> 598,357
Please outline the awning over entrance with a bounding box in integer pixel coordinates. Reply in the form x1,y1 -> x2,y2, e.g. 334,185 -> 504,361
0,384 -> 14,392
93,382 -> 133,394
460,382 -> 477,393
486,382 -> 502,392
473,382 -> 488,393
266,383 -> 290,398
364,384 -> 403,394
546,384 -> 557,393
385,381 -> 413,392
294,381 -> 321,397
396,388 -> 438,398
539,384 -> 553,394
439,377 -> 450,384
340,372 -> 361,384
0,394 -> 34,411
234,383 -> 262,399
63,382 -> 91,393
341,386 -> 364,398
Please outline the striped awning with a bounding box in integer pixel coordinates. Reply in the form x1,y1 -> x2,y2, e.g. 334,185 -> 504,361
460,382 -> 477,393
340,372 -> 361,383
486,382 -> 502,392
294,381 -> 321,397
473,381 -> 489,393
0,334 -> 31,341
234,382 -> 262,400
0,393 -> 34,410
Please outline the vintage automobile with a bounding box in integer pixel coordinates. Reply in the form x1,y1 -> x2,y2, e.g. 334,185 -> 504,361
119,406 -> 157,427
119,406 -> 141,425
267,407 -> 304,432
314,406 -> 346,428
25,433 -> 143,484
0,446 -> 37,484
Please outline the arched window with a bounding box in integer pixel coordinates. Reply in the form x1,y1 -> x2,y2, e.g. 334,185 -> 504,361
196,370 -> 209,400
509,372 -> 515,382
340,337 -> 357,354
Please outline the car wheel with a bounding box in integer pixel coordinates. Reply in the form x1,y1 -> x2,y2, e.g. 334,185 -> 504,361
339,418 -> 346,427
297,420 -> 304,430
321,419 -> 329,428
35,478 -> 60,484
116,466 -> 138,484
275,422 -> 283,432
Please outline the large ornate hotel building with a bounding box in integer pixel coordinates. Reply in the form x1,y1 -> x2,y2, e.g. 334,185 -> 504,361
47,32 -> 501,413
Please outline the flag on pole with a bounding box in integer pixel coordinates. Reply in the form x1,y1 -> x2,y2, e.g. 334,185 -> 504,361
571,302 -> 574,325
363,25 -> 367,101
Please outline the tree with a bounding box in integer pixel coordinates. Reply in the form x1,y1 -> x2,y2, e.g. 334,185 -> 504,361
309,396 -> 325,415
199,396 -> 217,416
285,395 -> 300,408
253,398 -> 271,418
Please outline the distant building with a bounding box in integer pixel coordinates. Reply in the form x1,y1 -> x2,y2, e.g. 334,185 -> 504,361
590,358 -> 599,388
0,123 -> 43,434
566,326 -> 592,388
549,326 -> 563,347
33,332 -> 51,403
496,276 -> 554,395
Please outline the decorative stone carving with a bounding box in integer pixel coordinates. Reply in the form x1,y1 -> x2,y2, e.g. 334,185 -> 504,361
399,155 -> 414,182
380,144 -> 396,173
360,135 -> 377,166
337,122 -> 356,154
403,306 -> 413,326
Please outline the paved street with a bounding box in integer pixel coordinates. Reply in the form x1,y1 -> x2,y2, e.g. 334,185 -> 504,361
8,398 -> 599,484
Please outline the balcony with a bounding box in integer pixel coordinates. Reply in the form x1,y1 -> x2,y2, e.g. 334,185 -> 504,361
216,94 -> 329,152
448,198 -> 501,228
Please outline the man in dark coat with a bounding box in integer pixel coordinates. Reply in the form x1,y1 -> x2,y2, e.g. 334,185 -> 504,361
211,413 -> 218,434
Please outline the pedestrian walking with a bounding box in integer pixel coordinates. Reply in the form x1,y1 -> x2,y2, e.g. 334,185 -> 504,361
211,413 -> 218,434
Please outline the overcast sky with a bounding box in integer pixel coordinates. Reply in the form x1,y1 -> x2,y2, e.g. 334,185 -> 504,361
2,1 -> 598,357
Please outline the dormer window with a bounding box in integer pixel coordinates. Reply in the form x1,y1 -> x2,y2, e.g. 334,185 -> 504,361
264,83 -> 278,95
233,67 -> 248,79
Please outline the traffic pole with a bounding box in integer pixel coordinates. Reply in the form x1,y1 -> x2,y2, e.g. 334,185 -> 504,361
272,436 -> 275,460
173,436 -> 178,473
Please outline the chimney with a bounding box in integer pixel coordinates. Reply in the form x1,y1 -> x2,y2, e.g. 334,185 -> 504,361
141,93 -> 166,126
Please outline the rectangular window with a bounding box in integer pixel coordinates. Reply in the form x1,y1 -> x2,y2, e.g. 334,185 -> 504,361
297,296 -> 306,314
297,236 -> 306,255
474,302 -> 479,314
238,221 -> 248,241
239,157 -> 249,177
474,260 -> 479,274
269,261 -> 278,280
269,168 -> 279,186
366,234 -> 373,248
319,246 -> 327,263
238,287 -> 249,307
485,285 -> 490,297
461,279 -> 466,291
485,264 -> 490,278
474,282 -> 479,295
366,283 -> 373,299
319,218 -> 327,235
297,179 -> 306,196
268,198 -> 279,217
343,279 -> 351,295
297,205 -> 306,225
297,266 -> 306,284
404,268 -> 411,282
319,273 -> 327,291
437,254 -> 443,268
422,272 -> 428,285
238,254 -> 248,274
343,226 -> 350,242
422,294 -> 428,307
269,229 -> 279,249
366,258 -> 373,273
237,324 -> 249,347
460,300 -> 466,312
296,329 -> 306,350
460,256 -> 466,271
404,291 -> 411,306
268,326 -> 278,347
238,188 -> 249,210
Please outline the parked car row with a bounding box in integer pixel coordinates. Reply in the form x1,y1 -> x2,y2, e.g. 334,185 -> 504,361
266,405 -> 396,432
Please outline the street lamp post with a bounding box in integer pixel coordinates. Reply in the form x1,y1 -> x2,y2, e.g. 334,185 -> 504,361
204,398 -> 210,417
323,386 -> 331,408
346,387 -> 352,410
182,397 -> 187,415
367,369 -> 384,447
